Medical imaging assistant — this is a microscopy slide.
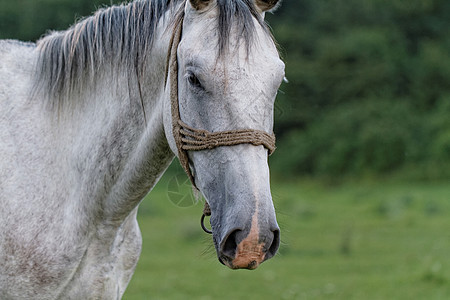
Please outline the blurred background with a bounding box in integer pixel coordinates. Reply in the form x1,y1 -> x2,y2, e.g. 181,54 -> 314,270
1,0 -> 449,299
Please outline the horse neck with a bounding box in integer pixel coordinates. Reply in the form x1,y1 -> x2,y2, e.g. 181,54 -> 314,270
54,22 -> 174,222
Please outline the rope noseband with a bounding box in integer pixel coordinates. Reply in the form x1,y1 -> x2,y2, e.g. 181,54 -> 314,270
167,16 -> 276,234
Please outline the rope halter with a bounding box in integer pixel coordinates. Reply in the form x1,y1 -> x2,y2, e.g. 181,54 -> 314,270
166,15 -> 276,233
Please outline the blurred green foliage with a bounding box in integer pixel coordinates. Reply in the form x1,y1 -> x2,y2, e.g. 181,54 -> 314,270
266,0 -> 450,179
0,0 -> 122,41
1,0 -> 449,179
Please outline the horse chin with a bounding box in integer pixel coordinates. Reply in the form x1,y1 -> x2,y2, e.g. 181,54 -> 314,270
219,255 -> 264,270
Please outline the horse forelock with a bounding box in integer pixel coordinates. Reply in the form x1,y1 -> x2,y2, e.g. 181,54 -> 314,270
216,0 -> 272,58
34,0 -> 273,110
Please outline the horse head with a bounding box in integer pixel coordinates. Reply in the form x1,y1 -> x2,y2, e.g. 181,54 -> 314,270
164,0 -> 284,270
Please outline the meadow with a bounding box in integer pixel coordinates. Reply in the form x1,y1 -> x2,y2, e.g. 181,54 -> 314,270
124,166 -> 450,299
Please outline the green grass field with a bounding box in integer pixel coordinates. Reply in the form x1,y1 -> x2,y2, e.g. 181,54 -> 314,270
124,170 -> 450,299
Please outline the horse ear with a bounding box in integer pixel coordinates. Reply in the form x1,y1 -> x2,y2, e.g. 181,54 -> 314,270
254,0 -> 281,12
189,0 -> 211,11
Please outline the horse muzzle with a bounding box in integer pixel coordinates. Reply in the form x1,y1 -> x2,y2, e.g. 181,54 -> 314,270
216,212 -> 280,270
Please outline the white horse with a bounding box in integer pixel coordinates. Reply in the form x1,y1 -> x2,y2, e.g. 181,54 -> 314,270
0,0 -> 285,298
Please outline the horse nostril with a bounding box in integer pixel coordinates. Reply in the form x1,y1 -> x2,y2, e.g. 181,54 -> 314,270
220,228 -> 280,264
221,229 -> 240,260
265,229 -> 280,260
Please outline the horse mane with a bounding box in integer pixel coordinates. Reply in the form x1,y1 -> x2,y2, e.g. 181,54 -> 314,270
35,0 -> 270,108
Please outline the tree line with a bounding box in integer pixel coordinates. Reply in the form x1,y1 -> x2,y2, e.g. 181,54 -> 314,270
268,0 -> 450,179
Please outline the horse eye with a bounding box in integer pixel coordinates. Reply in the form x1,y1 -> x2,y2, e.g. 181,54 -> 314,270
187,73 -> 202,88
